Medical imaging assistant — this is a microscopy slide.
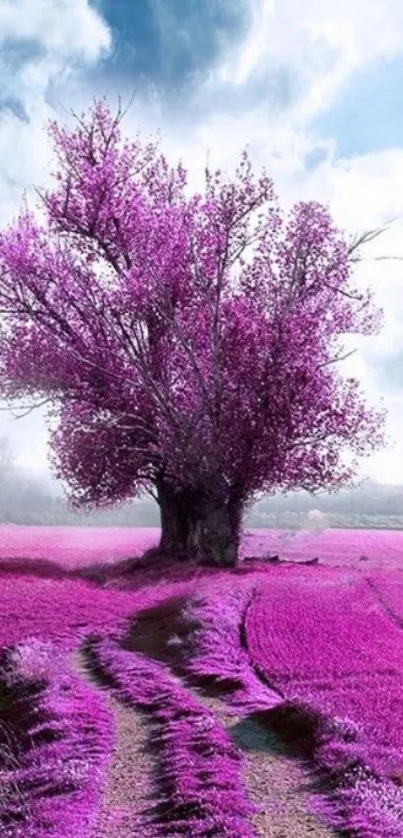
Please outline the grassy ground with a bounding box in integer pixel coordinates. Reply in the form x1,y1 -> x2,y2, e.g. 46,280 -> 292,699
1,526 -> 403,836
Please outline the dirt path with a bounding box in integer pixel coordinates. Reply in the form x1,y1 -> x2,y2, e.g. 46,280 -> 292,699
71,648 -> 154,838
197,690 -> 335,837
68,591 -> 338,838
125,598 -> 338,838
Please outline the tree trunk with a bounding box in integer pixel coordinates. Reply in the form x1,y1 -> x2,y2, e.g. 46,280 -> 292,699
156,479 -> 241,567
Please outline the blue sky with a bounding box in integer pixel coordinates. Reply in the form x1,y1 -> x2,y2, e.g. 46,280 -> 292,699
313,53 -> 403,159
1,0 -> 403,484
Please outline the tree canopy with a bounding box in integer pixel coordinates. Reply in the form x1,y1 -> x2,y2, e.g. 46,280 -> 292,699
0,99 -> 386,564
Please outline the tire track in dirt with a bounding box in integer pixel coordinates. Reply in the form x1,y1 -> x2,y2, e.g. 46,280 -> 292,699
198,691 -> 337,838
237,586 -> 343,837
71,647 -> 154,838
125,595 -> 338,838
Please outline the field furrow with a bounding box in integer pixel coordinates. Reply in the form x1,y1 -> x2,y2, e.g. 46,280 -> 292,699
246,570 -> 403,836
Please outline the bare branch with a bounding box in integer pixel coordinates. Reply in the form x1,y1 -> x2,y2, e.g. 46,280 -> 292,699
146,486 -> 159,503
365,255 -> 403,262
317,348 -> 357,369
322,282 -> 363,301
153,299 -> 215,422
0,398 -> 53,418
347,217 -> 399,263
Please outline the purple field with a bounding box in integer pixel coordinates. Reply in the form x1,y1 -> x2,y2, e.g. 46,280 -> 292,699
1,525 -> 403,836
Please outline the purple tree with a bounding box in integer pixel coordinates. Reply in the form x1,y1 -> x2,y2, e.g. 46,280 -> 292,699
0,99 -> 385,565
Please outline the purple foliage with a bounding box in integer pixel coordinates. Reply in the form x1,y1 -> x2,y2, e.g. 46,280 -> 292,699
0,100 -> 385,549
246,570 -> 403,835
2,527 -> 403,834
182,578 -> 282,713
0,639 -> 114,837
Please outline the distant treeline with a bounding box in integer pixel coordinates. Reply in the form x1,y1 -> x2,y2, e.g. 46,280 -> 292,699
0,435 -> 158,526
0,431 -> 402,527
248,510 -> 403,531
247,482 -> 403,529
0,475 -> 159,526
251,481 -> 403,516
2,478 -> 403,530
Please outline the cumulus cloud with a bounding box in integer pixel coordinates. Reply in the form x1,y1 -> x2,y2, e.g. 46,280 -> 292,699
0,0 -> 112,222
210,0 -> 403,115
0,0 -> 111,62
0,0 -> 112,469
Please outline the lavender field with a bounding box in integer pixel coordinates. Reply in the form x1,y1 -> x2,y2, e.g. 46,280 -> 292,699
1,525 -> 403,837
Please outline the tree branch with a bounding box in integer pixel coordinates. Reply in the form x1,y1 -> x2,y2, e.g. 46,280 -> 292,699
0,398 -> 53,418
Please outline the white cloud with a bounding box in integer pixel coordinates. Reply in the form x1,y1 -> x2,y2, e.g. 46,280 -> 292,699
0,0 -> 111,63
0,0 -> 112,472
0,0 -> 112,224
213,0 -> 403,122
